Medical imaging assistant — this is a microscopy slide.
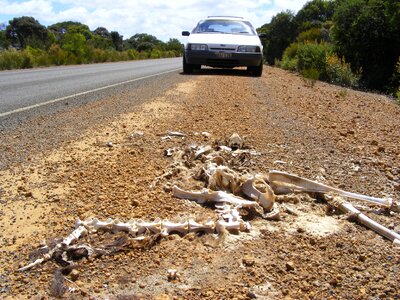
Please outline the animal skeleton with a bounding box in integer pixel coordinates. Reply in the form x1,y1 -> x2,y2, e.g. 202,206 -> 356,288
19,134 -> 399,275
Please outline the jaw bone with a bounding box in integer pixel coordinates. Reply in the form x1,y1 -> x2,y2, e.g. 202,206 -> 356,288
268,170 -> 399,212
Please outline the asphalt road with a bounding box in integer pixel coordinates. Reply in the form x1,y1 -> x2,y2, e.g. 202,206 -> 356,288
0,57 -> 182,117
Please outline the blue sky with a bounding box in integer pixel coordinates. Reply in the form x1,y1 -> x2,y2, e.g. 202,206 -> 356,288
0,0 -> 309,41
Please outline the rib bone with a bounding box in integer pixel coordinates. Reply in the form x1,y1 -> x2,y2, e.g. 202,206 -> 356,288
268,170 -> 399,212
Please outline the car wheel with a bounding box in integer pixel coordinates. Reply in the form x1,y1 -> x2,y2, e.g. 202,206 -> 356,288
183,56 -> 194,74
248,62 -> 263,77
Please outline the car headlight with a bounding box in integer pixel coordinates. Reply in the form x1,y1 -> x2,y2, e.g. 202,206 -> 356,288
237,45 -> 260,53
188,44 -> 208,51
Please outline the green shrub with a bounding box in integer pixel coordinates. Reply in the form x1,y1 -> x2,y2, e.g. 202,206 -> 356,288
281,55 -> 298,71
301,68 -> 320,87
296,42 -> 333,79
325,54 -> 359,87
48,44 -> 67,65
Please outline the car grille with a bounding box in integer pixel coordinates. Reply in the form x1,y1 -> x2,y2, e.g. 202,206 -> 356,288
209,47 -> 236,51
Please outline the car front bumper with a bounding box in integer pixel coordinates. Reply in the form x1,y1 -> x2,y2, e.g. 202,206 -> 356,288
184,50 -> 262,67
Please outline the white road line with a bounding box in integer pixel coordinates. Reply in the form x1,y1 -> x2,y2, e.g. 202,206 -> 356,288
0,68 -> 181,118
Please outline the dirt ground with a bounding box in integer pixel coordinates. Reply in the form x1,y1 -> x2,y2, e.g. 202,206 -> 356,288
0,66 -> 399,299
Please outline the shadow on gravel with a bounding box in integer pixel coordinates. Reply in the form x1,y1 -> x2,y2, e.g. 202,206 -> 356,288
180,68 -> 251,77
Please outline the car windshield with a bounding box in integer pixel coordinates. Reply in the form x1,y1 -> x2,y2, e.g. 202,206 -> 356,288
192,19 -> 256,35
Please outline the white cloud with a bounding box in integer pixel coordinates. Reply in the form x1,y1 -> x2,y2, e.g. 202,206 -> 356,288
0,0 -> 309,41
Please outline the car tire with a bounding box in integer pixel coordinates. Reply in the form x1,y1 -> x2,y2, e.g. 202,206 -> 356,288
183,56 -> 194,74
248,62 -> 263,77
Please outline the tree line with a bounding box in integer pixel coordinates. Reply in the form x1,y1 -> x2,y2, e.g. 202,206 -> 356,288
0,16 -> 183,70
258,0 -> 400,97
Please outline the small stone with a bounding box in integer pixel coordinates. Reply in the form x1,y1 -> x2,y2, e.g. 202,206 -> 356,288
243,255 -> 255,267
286,261 -> 295,271
69,269 -> 80,281
154,294 -> 171,300
139,283 -> 146,288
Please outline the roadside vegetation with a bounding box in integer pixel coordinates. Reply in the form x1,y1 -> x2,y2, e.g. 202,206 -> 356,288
258,0 -> 400,98
0,17 -> 183,70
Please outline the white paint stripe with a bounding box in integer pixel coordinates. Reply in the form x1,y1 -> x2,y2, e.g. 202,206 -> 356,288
0,68 -> 181,118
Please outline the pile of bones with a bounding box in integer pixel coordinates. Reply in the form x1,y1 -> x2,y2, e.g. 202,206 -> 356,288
19,133 -> 400,273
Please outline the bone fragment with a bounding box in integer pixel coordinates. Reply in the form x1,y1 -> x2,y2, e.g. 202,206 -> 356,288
194,145 -> 213,160
61,226 -> 88,247
167,131 -> 186,137
208,166 -> 242,195
161,220 -> 189,235
173,186 -> 261,210
325,195 -> 400,244
137,219 -> 162,235
216,218 -> 251,233
228,133 -> 244,150
268,170 -> 399,212
242,176 -> 275,211
188,218 -> 215,233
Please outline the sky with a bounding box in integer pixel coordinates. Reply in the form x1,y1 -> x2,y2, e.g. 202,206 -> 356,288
0,0 -> 309,41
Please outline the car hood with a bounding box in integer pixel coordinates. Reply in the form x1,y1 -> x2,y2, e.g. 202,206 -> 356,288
187,33 -> 262,46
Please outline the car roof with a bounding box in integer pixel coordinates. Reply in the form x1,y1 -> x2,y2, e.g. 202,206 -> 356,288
204,16 -> 249,22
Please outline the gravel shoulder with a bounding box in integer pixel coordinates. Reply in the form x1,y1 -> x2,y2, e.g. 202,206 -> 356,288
0,67 -> 399,299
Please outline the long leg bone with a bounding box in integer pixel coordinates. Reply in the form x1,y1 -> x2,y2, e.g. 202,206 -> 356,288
268,170 -> 399,212
242,176 -> 275,211
325,195 -> 400,245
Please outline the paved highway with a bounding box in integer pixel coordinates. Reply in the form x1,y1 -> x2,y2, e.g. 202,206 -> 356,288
0,57 -> 181,117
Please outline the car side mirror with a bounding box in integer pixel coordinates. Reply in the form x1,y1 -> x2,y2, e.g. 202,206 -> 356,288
258,33 -> 267,39
182,31 -> 190,36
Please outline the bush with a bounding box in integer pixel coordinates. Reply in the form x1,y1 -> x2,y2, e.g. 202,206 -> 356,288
281,55 -> 298,71
325,54 -> 359,87
296,42 -> 333,79
301,68 -> 320,87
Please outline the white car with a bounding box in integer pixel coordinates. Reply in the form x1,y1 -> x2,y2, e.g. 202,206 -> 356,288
182,16 -> 265,76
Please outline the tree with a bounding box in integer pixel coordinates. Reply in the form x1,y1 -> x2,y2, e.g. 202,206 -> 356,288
6,16 -> 51,49
0,30 -> 11,49
333,0 -> 400,92
259,11 -> 297,65
165,38 -> 183,55
110,31 -> 123,51
93,27 -> 110,38
295,0 -> 335,31
49,21 -> 90,41
124,33 -> 163,51
61,32 -> 87,57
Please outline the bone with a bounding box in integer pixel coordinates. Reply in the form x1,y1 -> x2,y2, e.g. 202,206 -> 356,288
61,226 -> 88,247
325,195 -> 400,244
216,218 -> 251,233
242,176 -> 275,211
268,170 -> 399,212
208,166 -> 242,195
188,218 -> 215,233
137,219 -> 162,235
227,133 -> 244,150
167,131 -> 186,137
194,145 -> 213,160
173,186 -> 262,210
161,220 -> 189,235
